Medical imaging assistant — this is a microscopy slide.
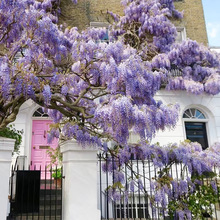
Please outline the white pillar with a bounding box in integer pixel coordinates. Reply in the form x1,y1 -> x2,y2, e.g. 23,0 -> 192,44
60,140 -> 100,220
0,137 -> 15,220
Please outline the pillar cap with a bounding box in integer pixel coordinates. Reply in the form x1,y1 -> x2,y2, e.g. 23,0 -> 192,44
60,139 -> 98,154
0,137 -> 15,151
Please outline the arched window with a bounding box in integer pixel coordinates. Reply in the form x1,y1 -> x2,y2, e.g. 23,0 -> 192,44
32,107 -> 49,117
183,108 -> 208,150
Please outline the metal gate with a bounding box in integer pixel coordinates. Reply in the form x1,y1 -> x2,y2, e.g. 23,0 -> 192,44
8,161 -> 63,220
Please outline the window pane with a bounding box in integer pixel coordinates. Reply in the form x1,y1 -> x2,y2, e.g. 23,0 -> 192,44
183,109 -> 191,118
185,122 -> 208,149
190,108 -> 196,118
33,108 -> 49,117
195,109 -> 205,119
183,108 -> 206,119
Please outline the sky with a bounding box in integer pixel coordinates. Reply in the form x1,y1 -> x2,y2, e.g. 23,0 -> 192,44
202,0 -> 220,47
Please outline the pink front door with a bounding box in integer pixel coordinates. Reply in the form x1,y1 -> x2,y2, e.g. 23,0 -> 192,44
31,120 -> 58,173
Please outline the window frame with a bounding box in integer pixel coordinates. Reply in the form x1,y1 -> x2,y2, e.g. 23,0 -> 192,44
176,27 -> 187,43
182,108 -> 209,149
90,22 -> 109,43
32,107 -> 49,118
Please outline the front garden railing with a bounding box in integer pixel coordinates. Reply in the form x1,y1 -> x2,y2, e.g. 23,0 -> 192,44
98,153 -> 220,220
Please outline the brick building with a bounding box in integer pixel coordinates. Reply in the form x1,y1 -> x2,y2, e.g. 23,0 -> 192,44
173,0 -> 208,45
59,0 -> 208,45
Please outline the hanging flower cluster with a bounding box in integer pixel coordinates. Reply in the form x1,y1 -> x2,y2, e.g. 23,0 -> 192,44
110,0 -> 180,54
165,40 -> 220,95
0,0 -> 220,159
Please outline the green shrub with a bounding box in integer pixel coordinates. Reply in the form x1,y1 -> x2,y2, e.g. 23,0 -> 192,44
0,124 -> 23,153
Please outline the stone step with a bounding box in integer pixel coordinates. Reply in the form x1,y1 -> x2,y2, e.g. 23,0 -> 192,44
39,204 -> 62,211
12,209 -> 62,218
9,208 -> 62,219
40,194 -> 62,201
40,189 -> 62,196
9,188 -> 62,219
39,198 -> 62,206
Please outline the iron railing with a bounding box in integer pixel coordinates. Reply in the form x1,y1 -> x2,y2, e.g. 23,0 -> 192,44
161,66 -> 183,87
8,164 -> 63,220
170,68 -> 182,77
98,153 -> 220,220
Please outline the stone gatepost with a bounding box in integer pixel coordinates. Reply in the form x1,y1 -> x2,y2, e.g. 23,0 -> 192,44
60,140 -> 100,220
0,137 -> 15,220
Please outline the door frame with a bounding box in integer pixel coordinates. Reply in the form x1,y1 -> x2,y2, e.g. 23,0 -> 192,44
31,119 -> 54,169
28,105 -> 51,168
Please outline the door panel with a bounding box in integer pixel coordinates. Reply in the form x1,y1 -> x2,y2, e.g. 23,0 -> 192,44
31,120 -> 58,177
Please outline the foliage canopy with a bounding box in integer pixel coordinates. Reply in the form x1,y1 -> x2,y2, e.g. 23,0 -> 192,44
0,0 -> 219,147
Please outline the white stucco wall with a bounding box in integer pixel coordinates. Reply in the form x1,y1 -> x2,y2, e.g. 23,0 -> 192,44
11,100 -> 39,166
11,89 -> 220,164
152,90 -> 220,146
0,138 -> 15,219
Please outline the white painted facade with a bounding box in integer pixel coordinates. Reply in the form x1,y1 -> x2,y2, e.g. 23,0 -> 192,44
0,138 -> 15,220
153,90 -> 220,146
11,100 -> 51,166
12,89 -> 220,165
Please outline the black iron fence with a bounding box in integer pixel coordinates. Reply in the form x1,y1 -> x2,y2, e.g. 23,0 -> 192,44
8,164 -> 62,220
170,68 -> 182,77
161,66 -> 183,88
98,153 -> 220,220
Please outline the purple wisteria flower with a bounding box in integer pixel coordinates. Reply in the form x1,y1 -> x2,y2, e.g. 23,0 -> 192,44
43,85 -> 51,106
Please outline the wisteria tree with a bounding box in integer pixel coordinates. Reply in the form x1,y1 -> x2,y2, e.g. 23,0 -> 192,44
1,0 -> 220,219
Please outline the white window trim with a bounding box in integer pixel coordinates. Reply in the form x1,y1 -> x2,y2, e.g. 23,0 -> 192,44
90,22 -> 110,43
90,22 -> 109,28
182,118 -> 208,123
182,107 -> 209,149
176,27 -> 187,42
